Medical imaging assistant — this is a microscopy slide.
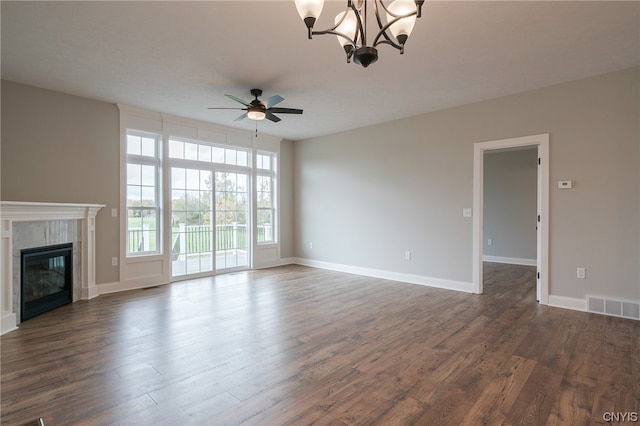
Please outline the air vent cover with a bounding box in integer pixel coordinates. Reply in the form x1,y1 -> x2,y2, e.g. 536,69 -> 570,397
587,296 -> 640,321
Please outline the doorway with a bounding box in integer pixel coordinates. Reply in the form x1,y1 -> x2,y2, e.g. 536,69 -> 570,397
170,166 -> 249,278
472,134 -> 549,304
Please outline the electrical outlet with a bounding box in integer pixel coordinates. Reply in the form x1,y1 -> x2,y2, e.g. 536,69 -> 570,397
112,257 -> 118,266
577,267 -> 586,279
487,239 -> 493,246
405,251 -> 411,260
309,242 -> 313,249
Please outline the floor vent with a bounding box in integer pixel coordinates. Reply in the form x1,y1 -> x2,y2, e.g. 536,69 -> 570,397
587,296 -> 640,321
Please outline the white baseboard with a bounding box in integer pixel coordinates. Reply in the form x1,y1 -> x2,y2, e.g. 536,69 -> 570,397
483,256 -> 537,267
81,285 -> 100,300
1,312 -> 18,336
548,295 -> 586,312
293,258 -> 474,293
254,257 -> 297,269
97,280 -> 168,295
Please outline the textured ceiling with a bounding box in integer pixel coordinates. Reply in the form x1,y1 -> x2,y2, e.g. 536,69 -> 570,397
2,1 -> 639,140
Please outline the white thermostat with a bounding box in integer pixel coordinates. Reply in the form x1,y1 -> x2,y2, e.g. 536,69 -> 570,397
558,180 -> 573,189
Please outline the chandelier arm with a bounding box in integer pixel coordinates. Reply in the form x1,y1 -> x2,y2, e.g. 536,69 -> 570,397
372,20 -> 403,50
416,0 -> 424,18
372,1 -> 400,50
310,5 -> 356,45
310,2 -> 363,59
373,39 -> 400,52
311,28 -> 357,50
357,0 -> 367,47
310,27 -> 357,62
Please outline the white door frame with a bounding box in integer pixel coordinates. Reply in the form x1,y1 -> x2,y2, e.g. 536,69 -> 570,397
472,133 -> 549,304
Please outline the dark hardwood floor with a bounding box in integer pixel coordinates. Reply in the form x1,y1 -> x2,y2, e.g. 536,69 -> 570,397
1,263 -> 638,425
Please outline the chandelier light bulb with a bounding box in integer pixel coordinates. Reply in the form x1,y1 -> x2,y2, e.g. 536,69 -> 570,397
386,0 -> 417,42
334,10 -> 358,48
294,0 -> 324,19
295,0 -> 325,34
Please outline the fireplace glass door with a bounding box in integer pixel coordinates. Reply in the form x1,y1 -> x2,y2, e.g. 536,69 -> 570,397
21,243 -> 73,321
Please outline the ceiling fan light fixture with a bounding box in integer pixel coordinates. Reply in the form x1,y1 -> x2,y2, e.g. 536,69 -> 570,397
247,109 -> 266,121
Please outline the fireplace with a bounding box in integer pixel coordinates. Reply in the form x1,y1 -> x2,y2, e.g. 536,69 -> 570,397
1,201 -> 104,334
21,243 -> 73,321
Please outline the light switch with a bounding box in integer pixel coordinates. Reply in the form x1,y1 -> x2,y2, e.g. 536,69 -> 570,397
463,208 -> 472,218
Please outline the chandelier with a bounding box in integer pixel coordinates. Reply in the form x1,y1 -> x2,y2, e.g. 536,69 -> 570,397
294,0 -> 425,68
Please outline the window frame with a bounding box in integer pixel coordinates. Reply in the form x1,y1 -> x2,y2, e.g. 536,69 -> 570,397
256,151 -> 277,245
125,130 -> 162,257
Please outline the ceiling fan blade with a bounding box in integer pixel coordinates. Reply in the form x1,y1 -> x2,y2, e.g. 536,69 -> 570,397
269,107 -> 303,115
208,107 -> 244,110
234,112 -> 248,121
265,112 -> 281,123
264,95 -> 284,108
225,94 -> 250,106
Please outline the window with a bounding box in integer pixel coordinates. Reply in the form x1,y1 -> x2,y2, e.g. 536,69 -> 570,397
126,131 -> 161,255
256,152 -> 276,244
169,139 -> 249,166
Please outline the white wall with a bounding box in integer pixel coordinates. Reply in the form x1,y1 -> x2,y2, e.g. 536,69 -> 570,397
293,67 -> 640,302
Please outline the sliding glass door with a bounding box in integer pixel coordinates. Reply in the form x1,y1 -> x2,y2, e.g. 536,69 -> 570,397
170,167 -> 250,278
214,171 -> 249,270
169,139 -> 251,279
171,167 -> 215,277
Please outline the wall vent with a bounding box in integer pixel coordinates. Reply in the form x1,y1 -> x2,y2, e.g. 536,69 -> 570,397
587,296 -> 640,321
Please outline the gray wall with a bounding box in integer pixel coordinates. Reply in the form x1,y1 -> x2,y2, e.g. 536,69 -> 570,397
279,139 -> 295,258
483,148 -> 538,261
1,81 -> 120,285
293,67 -> 640,301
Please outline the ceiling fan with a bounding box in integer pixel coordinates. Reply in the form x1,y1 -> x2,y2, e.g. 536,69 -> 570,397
208,88 -> 303,123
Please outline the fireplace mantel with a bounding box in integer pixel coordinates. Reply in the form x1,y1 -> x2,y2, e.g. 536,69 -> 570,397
1,201 -> 105,334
